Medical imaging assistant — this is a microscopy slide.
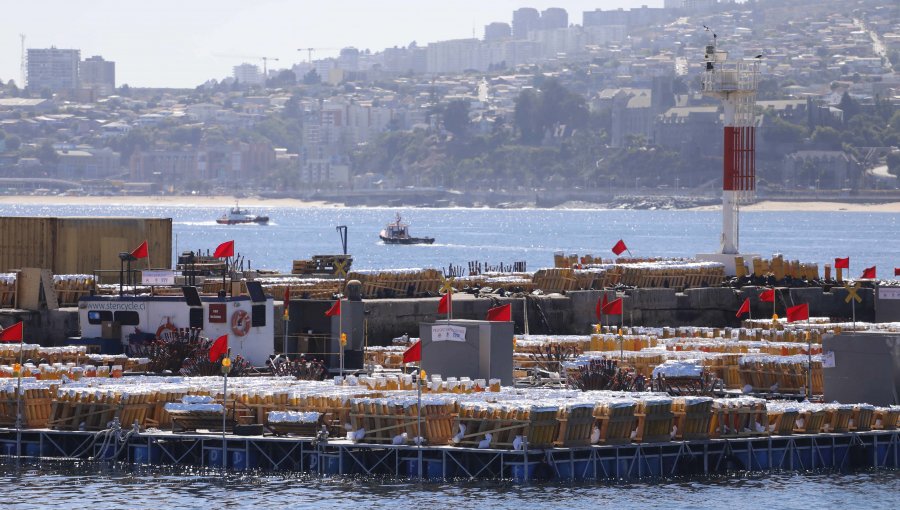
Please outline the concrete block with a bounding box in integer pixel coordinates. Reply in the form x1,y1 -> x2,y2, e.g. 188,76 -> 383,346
627,289 -> 677,310
684,287 -> 741,310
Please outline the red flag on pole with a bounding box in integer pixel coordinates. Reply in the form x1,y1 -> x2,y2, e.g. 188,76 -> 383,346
324,299 -> 341,317
213,240 -> 234,258
611,239 -> 628,256
736,298 -> 750,318
861,266 -> 876,279
602,297 -> 623,315
131,240 -> 149,260
402,340 -> 421,364
208,334 -> 228,362
895,267 -> 900,277
0,321 -> 23,342
786,303 -> 809,323
283,287 -> 291,321
834,257 -> 849,269
438,293 -> 451,315
759,288 -> 775,302
486,303 -> 511,321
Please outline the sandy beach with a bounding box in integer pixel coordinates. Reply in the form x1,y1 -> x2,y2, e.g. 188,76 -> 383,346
0,195 -> 899,212
691,200 -> 900,213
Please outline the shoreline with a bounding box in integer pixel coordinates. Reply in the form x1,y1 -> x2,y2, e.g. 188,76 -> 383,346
0,195 -> 899,212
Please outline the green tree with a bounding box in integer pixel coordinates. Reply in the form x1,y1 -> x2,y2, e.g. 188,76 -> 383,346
837,92 -> 860,122
441,100 -> 471,138
4,134 -> 21,151
303,69 -> 321,85
810,126 -> 841,149
36,140 -> 58,164
887,152 -> 900,178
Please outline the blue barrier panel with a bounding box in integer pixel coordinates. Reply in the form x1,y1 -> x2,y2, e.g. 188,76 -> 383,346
132,445 -> 161,464
25,442 -> 49,457
403,459 -> 445,479
510,462 -> 538,482
555,459 -> 591,480
206,448 -> 227,468
232,449 -> 257,470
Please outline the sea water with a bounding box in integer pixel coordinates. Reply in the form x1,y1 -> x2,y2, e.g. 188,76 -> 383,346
0,460 -> 896,509
0,204 -> 897,275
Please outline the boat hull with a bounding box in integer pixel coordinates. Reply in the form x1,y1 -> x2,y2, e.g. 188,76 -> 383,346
216,216 -> 269,225
379,235 -> 434,245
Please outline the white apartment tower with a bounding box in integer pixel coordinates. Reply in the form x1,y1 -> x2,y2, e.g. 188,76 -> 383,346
27,47 -> 80,94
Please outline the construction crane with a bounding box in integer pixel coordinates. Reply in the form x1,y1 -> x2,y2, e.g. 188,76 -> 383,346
297,48 -> 339,63
260,56 -> 279,80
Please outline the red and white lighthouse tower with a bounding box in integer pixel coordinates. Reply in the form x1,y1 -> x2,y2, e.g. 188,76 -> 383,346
701,39 -> 759,257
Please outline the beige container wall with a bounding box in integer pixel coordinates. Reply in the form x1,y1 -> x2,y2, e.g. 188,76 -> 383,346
0,217 -> 55,271
0,217 -> 172,276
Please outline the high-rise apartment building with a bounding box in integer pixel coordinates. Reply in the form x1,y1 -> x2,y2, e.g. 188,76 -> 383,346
27,47 -> 80,94
540,8 -> 568,30
512,8 -> 540,39
484,22 -> 512,42
233,63 -> 263,86
79,56 -> 115,97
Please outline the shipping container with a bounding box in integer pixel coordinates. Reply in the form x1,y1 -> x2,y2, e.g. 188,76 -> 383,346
0,217 -> 172,278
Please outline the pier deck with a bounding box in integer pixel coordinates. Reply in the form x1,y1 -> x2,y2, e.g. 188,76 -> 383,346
0,427 -> 895,481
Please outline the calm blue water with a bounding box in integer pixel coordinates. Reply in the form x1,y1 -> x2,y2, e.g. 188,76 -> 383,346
0,461 -> 897,510
0,204 -> 898,276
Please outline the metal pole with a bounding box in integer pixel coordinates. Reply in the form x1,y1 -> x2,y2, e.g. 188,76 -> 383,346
852,298 -> 856,331
339,305 -> 343,378
806,322 -> 812,400
15,335 -> 24,457
222,371 -> 228,468
417,371 -> 423,480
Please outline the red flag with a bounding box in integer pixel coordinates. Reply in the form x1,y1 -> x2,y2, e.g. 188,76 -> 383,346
895,267 -> 900,277
324,299 -> 341,317
861,266 -> 876,279
759,288 -> 775,303
131,240 -> 149,260
834,257 -> 849,269
213,240 -> 234,258
208,334 -> 228,362
438,293 -> 451,315
402,340 -> 421,364
611,239 -> 628,256
736,298 -> 750,318
786,303 -> 809,323
486,303 -> 511,321
283,286 -> 291,321
602,297 -> 623,315
0,321 -> 23,343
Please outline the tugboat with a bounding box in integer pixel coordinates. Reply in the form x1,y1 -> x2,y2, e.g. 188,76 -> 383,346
216,203 -> 269,225
379,214 -> 434,244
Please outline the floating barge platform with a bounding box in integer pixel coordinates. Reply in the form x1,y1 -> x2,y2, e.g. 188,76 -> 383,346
1,427 -> 895,481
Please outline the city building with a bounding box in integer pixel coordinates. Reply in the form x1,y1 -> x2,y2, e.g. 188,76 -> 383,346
233,63 -> 263,86
79,56 -> 115,97
27,47 -> 80,95
512,8 -> 540,40
540,8 -> 568,30
484,22 -> 511,42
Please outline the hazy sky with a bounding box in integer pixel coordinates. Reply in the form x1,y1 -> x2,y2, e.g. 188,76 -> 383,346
2,1 -> 662,89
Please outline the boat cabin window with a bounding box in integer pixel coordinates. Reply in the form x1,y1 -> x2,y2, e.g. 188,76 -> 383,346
114,311 -> 140,326
87,310 -> 113,325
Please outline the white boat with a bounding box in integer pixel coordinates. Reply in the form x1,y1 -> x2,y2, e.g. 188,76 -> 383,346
216,203 -> 269,225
